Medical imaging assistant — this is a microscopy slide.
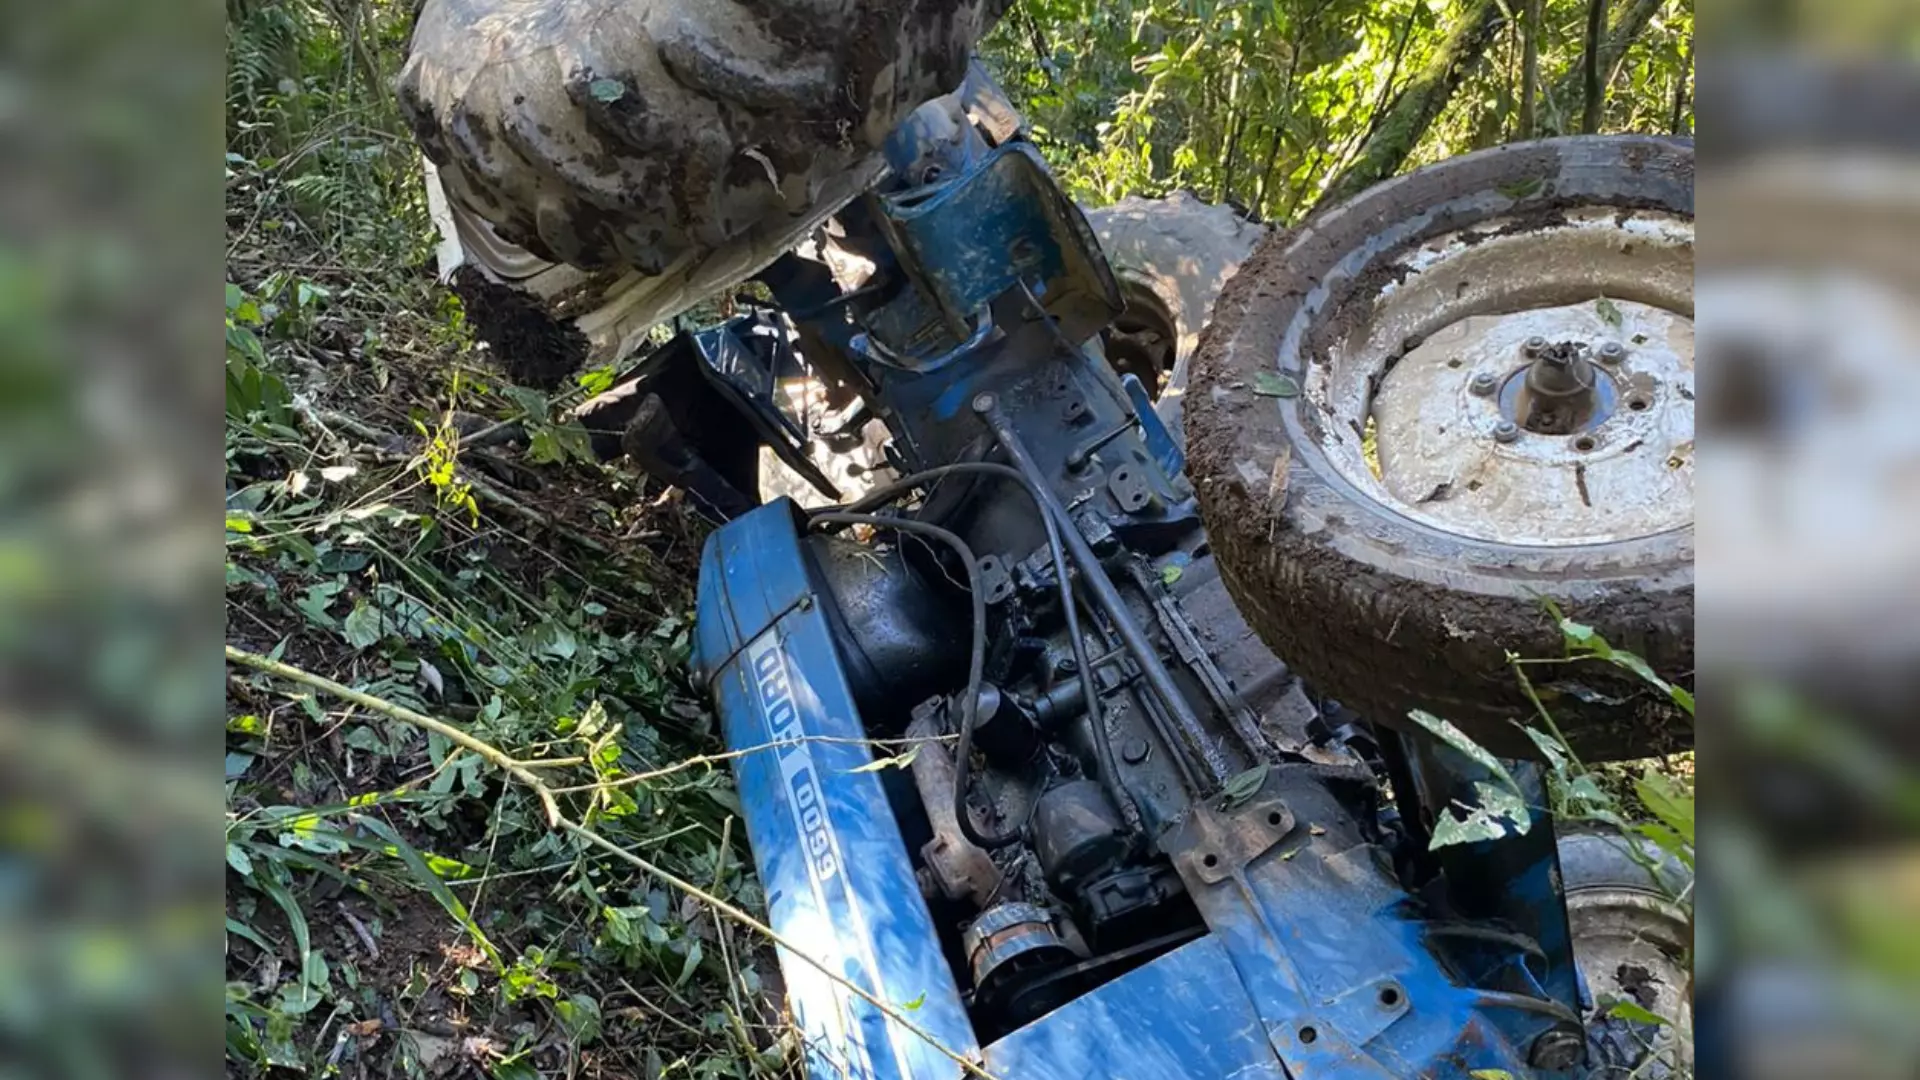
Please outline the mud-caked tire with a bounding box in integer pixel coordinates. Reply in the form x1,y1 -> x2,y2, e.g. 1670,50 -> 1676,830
1559,825 -> 1694,1076
399,0 -> 1005,276
1186,137 -> 1694,762
1085,193 -> 1267,435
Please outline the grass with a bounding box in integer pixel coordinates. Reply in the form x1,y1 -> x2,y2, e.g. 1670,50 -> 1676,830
223,163 -> 798,1075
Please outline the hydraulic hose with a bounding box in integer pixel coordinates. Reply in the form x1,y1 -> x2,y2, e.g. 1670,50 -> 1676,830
974,397 -> 1231,785
824,462 -> 1143,830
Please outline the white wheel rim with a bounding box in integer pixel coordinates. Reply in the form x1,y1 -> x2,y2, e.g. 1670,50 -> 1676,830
1305,209 -> 1695,548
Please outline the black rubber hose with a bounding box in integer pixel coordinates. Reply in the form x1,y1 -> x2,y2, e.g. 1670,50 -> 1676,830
807,511 -> 1021,850
822,463 -> 1142,830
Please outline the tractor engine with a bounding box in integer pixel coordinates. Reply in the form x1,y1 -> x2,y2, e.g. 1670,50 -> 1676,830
677,75 -> 1599,1079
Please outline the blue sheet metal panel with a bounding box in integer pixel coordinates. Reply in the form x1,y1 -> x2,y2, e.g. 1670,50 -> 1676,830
982,935 -> 1288,1080
1119,371 -> 1185,482
694,503 -> 979,1080
1174,830 -> 1542,1077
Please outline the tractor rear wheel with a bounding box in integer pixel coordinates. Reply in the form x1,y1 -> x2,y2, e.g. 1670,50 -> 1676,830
1085,193 -> 1267,439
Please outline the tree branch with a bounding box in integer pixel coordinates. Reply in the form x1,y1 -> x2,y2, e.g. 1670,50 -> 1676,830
1519,0 -> 1542,139
1315,0 -> 1508,211
226,644 -> 564,825
1669,36 -> 1691,134
1549,0 -> 1665,133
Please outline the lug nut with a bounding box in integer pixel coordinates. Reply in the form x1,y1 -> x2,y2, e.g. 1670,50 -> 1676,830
1597,341 -> 1626,364
1493,420 -> 1521,443
1522,336 -> 1549,357
1469,372 -> 1499,396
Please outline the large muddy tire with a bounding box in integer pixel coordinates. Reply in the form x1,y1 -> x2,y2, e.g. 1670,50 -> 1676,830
1187,136 -> 1694,762
398,0 -> 1004,277
1085,193 -> 1267,436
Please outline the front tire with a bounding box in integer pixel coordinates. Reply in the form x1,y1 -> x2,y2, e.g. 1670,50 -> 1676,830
1187,137 -> 1695,761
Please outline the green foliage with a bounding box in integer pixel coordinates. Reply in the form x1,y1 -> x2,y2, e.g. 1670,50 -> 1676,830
1406,707 -> 1535,848
981,0 -> 1693,222
1412,615 -> 1693,1051
226,283 -> 293,432
224,6 -> 779,1070
227,0 -> 431,267
224,364 -> 765,1075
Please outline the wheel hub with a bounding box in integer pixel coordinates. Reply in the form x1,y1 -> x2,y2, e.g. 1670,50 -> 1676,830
1308,209 -> 1696,548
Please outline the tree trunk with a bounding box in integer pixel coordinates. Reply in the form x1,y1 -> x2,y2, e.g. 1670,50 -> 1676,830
1550,0 -> 1665,133
1580,0 -> 1608,133
1670,55 -> 1690,133
1518,0 -> 1542,139
1314,0 -> 1508,210
1220,108 -> 1248,205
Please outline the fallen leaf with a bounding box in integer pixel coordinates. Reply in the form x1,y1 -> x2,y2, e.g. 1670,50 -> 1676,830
1497,177 -> 1543,199
1267,446 -> 1292,516
1252,372 -> 1300,398
1219,763 -> 1269,808
417,658 -> 445,699
1595,297 -> 1623,328
1607,1000 -> 1670,1027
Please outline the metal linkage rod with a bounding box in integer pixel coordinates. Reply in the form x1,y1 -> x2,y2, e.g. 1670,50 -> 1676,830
974,395 -> 1231,787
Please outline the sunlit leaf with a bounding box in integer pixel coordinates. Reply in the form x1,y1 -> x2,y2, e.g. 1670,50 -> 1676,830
1634,768 -> 1694,846
851,745 -> 921,773
1252,371 -> 1300,398
1607,1000 -> 1670,1027
1219,763 -> 1269,808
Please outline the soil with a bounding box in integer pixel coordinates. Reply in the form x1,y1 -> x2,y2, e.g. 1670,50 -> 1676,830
450,266 -> 591,390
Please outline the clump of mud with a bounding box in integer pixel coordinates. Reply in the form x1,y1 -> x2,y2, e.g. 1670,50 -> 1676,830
450,266 -> 590,390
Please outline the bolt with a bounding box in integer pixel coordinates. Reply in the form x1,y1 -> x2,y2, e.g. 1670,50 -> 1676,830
972,393 -> 997,413
1122,737 -> 1151,765
1529,1028 -> 1584,1071
1469,372 -> 1499,396
1598,341 -> 1626,364
1523,335 -> 1549,357
1493,420 -> 1521,444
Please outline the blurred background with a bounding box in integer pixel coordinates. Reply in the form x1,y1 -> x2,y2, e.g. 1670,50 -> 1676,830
0,0 -> 223,1077
0,0 -> 1912,1075
1695,2 -> 1920,1078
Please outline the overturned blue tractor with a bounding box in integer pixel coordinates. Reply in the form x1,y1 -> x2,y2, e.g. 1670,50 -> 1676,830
406,6 -> 1695,1075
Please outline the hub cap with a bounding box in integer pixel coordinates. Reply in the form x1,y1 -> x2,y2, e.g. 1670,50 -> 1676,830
1307,209 -> 1695,548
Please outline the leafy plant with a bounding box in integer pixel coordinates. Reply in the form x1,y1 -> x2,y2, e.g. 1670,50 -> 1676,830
981,0 -> 1693,222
